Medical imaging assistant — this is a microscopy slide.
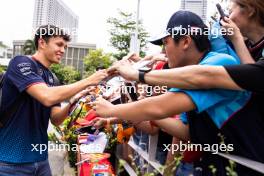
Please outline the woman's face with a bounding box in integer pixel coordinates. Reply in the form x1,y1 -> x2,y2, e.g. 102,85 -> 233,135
229,2 -> 250,35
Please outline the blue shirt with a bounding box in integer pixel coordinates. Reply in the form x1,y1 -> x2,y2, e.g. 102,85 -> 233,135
0,56 -> 59,163
170,52 -> 251,128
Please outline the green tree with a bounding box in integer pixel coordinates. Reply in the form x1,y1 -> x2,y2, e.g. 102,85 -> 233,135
107,10 -> 149,60
50,64 -> 81,84
83,49 -> 113,76
23,39 -> 36,55
0,66 -> 7,74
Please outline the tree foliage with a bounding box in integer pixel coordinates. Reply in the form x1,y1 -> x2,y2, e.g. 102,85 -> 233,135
23,39 -> 36,55
50,64 -> 81,84
83,49 -> 113,76
107,10 -> 149,60
0,66 -> 7,74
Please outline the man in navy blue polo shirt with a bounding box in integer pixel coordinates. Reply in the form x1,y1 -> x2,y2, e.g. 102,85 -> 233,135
0,25 -> 107,175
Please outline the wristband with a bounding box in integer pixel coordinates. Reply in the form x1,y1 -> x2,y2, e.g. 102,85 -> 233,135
138,67 -> 151,83
139,71 -> 146,83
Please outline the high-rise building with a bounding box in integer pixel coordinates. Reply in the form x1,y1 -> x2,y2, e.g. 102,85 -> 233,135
180,0 -> 207,22
32,0 -> 79,42
30,0 -> 96,76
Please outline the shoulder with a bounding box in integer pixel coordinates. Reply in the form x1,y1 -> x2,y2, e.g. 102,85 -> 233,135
200,52 -> 238,66
11,55 -> 32,63
9,55 -> 34,68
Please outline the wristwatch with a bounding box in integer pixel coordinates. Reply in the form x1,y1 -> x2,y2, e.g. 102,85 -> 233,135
138,67 -> 151,83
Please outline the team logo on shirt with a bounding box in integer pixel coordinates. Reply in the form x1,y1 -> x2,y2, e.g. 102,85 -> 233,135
49,76 -> 54,85
38,68 -> 43,76
17,62 -> 32,76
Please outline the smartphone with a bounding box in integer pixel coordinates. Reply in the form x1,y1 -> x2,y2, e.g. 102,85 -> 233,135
216,3 -> 227,20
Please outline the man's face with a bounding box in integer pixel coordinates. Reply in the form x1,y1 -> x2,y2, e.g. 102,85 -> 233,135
41,36 -> 67,64
162,36 -> 186,68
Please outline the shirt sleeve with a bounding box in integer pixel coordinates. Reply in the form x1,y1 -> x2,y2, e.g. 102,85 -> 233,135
170,53 -> 242,115
224,59 -> 264,93
180,113 -> 188,124
170,87 -> 239,113
7,56 -> 45,92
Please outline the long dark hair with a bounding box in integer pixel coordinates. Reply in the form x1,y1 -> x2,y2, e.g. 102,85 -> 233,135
232,0 -> 264,26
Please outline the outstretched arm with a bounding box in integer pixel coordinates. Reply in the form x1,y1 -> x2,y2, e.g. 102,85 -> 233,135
93,92 -> 196,121
50,89 -> 92,126
108,60 -> 242,91
143,65 -> 242,90
154,118 -> 190,141
134,121 -> 159,135
26,70 -> 107,107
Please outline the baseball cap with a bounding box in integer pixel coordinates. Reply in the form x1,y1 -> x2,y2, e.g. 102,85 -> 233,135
149,10 -> 207,45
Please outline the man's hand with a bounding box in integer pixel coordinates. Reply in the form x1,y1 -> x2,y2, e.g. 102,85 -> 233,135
107,60 -> 139,81
122,53 -> 142,62
143,53 -> 168,63
69,86 -> 97,105
92,96 -> 115,117
89,117 -> 107,129
86,69 -> 108,85
69,89 -> 90,105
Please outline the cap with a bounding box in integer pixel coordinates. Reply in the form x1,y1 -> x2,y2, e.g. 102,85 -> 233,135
149,10 -> 207,45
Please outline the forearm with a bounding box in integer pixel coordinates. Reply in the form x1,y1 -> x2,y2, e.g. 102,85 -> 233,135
51,104 -> 71,126
154,118 -> 190,141
134,121 -> 159,135
109,117 -> 123,124
144,65 -> 242,90
47,78 -> 96,104
109,118 -> 159,135
107,93 -> 195,122
109,97 -> 170,121
28,78 -> 95,106
231,37 -> 255,64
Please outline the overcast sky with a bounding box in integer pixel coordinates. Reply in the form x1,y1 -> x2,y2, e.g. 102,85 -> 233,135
0,0 -> 218,54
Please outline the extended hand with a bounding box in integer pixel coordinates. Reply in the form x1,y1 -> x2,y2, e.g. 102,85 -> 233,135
143,53 -> 168,63
89,117 -> 107,129
87,69 -> 108,85
92,96 -> 114,118
107,60 -> 139,81
69,89 -> 90,105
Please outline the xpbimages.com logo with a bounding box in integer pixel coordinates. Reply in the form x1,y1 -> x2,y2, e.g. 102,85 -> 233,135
31,141 -> 78,154
32,26 -> 78,37
31,141 -> 105,154
163,141 -> 234,154
167,25 -> 234,38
